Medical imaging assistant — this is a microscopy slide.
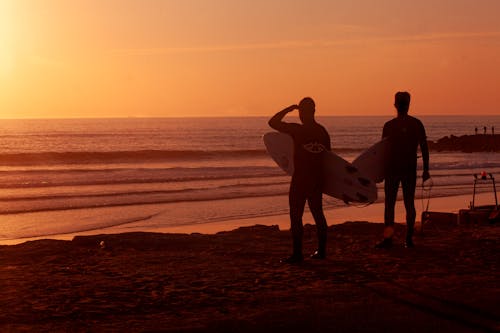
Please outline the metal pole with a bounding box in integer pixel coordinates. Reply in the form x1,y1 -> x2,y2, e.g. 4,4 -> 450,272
491,174 -> 498,209
472,174 -> 477,209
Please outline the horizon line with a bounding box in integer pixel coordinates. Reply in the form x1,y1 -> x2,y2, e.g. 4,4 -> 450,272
0,114 -> 498,121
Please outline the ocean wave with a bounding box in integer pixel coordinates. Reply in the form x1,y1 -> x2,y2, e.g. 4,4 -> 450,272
0,179 -> 490,217
0,184 -> 291,215
0,166 -> 286,188
0,150 -> 269,166
5,147 -> 498,168
0,160 -> 499,190
0,179 -> 291,203
0,147 -> 374,166
0,169 -> 493,219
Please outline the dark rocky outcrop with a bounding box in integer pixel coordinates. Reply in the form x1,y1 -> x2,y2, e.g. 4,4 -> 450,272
428,134 -> 500,152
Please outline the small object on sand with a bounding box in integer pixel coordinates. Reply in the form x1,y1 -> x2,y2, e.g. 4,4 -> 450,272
99,240 -> 106,249
383,226 -> 394,239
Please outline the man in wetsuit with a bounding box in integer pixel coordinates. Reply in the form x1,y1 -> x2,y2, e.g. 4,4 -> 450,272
376,91 -> 430,249
269,97 -> 331,263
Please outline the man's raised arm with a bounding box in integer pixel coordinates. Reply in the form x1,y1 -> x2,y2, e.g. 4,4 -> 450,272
268,105 -> 297,131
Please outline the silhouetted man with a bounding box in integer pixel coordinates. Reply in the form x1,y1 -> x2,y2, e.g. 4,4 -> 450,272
269,97 -> 331,263
376,92 -> 430,249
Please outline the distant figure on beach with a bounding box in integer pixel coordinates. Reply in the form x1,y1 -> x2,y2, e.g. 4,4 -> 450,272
484,126 -> 487,135
475,127 -> 478,135
493,126 -> 495,135
269,97 -> 331,263
376,92 -> 430,249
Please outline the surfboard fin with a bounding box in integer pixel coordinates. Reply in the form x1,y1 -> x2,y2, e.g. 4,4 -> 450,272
358,177 -> 372,187
346,165 -> 358,174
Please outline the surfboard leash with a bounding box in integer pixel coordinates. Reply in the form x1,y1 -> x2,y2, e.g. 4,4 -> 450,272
421,177 -> 434,213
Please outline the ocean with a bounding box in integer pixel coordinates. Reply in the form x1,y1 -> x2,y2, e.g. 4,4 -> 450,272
1,116 -> 499,241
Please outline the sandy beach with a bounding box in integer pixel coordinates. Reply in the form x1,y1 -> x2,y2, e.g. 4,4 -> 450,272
1,193 -> 499,332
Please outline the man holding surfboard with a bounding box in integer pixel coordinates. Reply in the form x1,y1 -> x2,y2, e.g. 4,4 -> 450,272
376,91 -> 430,249
269,97 -> 331,263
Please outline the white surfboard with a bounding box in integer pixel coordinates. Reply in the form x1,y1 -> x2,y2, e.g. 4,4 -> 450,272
262,132 -> 295,175
263,132 -> 377,203
352,139 -> 389,183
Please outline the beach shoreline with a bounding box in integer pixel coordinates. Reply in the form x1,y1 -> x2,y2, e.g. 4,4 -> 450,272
1,192 -> 495,246
1,216 -> 498,332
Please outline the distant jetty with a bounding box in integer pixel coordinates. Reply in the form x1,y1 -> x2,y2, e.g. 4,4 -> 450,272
428,134 -> 500,152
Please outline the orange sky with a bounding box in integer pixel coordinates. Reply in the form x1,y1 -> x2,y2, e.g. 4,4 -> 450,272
1,0 -> 500,118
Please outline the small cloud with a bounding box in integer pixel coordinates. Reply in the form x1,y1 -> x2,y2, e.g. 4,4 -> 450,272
111,31 -> 500,56
334,24 -> 372,34
111,41 -> 320,56
384,31 -> 500,43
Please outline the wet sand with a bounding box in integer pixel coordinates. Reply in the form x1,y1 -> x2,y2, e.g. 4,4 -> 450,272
1,218 -> 499,332
1,192 -> 493,245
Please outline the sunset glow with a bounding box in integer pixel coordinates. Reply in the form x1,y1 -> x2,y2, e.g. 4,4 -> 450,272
1,0 -> 500,118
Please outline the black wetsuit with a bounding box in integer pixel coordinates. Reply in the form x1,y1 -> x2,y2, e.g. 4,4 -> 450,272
383,114 -> 429,236
272,121 -> 331,256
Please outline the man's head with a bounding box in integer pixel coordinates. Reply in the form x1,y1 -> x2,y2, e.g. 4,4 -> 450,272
298,97 -> 315,123
394,91 -> 411,114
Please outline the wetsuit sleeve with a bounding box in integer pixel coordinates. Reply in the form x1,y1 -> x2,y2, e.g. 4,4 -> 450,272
268,105 -> 298,135
418,121 -> 429,172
